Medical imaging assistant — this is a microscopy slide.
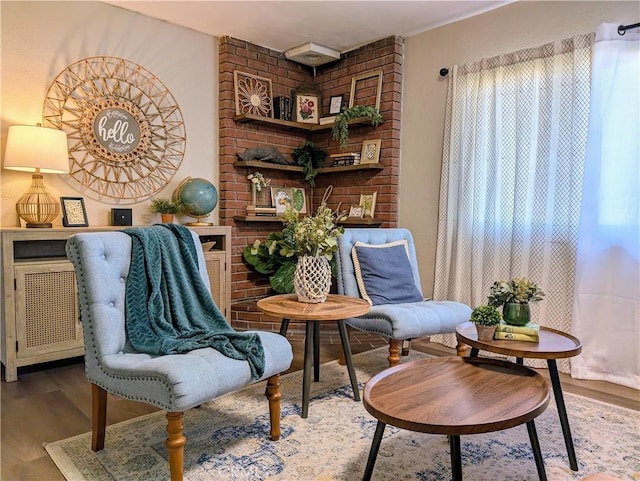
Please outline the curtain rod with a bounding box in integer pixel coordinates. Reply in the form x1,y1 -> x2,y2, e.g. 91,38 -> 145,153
618,22 -> 640,35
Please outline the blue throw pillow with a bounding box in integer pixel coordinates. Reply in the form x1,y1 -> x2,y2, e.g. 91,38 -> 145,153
351,240 -> 424,305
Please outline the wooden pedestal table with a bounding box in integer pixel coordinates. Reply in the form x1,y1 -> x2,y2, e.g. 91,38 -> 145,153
456,321 -> 582,471
256,294 -> 370,418
362,357 -> 551,481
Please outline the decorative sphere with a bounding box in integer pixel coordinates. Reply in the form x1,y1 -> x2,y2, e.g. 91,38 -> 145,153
174,177 -> 218,219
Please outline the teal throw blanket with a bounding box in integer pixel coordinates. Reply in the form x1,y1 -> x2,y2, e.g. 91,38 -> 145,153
123,224 -> 264,380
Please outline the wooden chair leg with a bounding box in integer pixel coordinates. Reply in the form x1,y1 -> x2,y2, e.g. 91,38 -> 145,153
388,339 -> 402,367
456,340 -> 469,357
166,412 -> 186,481
91,383 -> 107,452
265,374 -> 282,441
401,339 -> 412,356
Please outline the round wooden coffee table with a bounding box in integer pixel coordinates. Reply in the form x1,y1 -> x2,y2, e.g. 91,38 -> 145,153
362,356 -> 551,481
257,293 -> 370,418
456,321 -> 582,471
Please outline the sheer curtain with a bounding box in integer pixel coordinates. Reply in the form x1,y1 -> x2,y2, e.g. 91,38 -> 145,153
433,35 -> 593,372
570,24 -> 640,389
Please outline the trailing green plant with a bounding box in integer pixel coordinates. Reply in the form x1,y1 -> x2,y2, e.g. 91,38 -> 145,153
331,105 -> 383,150
469,305 -> 503,326
243,203 -> 346,293
292,141 -> 326,187
149,197 -> 184,215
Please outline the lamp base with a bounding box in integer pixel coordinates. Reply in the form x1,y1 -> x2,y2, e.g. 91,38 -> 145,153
25,222 -> 53,228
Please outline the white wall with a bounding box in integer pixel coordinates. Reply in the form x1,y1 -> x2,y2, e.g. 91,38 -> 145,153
400,0 -> 639,297
0,1 -> 218,227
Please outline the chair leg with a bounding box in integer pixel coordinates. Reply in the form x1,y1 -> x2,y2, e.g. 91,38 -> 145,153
91,383 -> 107,452
166,412 -> 186,481
388,339 -> 402,367
456,340 -> 469,357
265,374 -> 282,441
401,339 -> 412,356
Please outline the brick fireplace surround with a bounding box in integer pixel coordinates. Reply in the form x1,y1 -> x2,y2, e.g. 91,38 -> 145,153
218,36 -> 403,334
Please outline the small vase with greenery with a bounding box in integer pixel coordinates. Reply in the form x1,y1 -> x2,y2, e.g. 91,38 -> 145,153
149,198 -> 184,222
487,277 -> 545,326
331,105 -> 383,151
469,304 -> 502,340
292,141 -> 326,188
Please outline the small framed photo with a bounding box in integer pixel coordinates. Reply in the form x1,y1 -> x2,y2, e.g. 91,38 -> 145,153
360,139 -> 382,164
329,95 -> 343,115
348,205 -> 364,219
359,192 -> 378,218
271,186 -> 291,215
60,197 -> 89,227
289,187 -> 307,214
294,93 -> 320,124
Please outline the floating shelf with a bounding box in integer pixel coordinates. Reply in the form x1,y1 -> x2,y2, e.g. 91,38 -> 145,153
233,113 -> 374,132
233,160 -> 384,174
233,215 -> 383,227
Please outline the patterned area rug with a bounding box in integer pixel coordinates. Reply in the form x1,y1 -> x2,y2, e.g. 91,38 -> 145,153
45,348 -> 639,481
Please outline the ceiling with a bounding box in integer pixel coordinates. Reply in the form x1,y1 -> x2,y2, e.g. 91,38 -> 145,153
101,1 -> 512,54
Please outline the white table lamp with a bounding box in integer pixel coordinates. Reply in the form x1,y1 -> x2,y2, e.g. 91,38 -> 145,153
3,124 -> 69,228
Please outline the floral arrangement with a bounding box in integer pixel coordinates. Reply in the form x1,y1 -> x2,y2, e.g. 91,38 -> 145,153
280,203 -> 346,259
487,277 -> 545,307
247,172 -> 269,192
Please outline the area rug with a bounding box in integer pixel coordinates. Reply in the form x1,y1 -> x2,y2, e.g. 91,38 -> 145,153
45,348 -> 639,481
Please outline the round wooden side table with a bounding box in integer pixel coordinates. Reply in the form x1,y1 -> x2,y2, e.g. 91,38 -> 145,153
362,356 -> 551,481
456,321 -> 582,471
257,293 -> 370,418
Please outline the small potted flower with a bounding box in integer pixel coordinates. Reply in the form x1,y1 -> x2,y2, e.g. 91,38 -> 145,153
149,197 -> 184,223
487,278 -> 545,326
247,171 -> 270,206
469,305 -> 502,340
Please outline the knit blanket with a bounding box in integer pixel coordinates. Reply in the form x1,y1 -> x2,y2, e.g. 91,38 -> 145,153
123,224 -> 264,380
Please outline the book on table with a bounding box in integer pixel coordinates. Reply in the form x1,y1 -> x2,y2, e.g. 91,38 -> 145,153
493,331 -> 539,342
494,321 -> 540,336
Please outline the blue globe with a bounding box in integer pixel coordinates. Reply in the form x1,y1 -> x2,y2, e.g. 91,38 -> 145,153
174,177 -> 218,222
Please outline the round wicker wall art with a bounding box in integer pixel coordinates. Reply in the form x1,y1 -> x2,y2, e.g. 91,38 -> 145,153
43,56 -> 186,201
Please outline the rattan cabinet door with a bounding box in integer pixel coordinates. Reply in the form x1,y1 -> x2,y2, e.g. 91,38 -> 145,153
14,260 -> 83,360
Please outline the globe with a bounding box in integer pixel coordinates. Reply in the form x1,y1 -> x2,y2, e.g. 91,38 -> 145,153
174,177 -> 218,225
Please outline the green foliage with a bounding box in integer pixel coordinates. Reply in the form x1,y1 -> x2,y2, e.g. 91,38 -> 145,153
487,278 -> 545,307
469,305 -> 503,326
149,197 -> 184,214
331,105 -> 383,150
292,141 -> 326,188
243,203 -> 346,293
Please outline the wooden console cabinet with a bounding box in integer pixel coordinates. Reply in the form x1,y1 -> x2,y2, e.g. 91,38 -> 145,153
1,225 -> 231,382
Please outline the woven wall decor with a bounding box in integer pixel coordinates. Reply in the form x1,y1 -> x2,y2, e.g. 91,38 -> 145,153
234,71 -> 273,118
43,56 -> 186,201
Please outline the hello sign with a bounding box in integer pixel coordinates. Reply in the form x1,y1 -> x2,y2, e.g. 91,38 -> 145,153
93,108 -> 141,154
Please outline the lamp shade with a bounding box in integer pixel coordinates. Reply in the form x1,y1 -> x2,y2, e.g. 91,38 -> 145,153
4,125 -> 69,174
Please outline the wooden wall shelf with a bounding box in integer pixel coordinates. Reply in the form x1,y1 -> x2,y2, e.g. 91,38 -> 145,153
233,160 -> 384,174
233,215 -> 383,227
233,113 -> 373,132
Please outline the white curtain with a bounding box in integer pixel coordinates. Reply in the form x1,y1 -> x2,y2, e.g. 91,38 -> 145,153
433,35 -> 593,372
570,24 -> 640,389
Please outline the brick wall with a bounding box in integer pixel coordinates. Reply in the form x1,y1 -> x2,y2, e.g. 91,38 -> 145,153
218,36 -> 403,331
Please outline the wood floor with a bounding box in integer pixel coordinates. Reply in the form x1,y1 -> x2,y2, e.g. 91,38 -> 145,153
1,333 -> 638,481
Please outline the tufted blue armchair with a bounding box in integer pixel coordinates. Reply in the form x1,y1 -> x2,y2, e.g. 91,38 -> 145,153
336,228 -> 471,366
66,230 -> 293,481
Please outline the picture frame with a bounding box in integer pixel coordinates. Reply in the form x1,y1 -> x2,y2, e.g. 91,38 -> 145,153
348,205 -> 364,219
271,186 -> 291,215
359,191 -> 378,218
234,70 -> 274,118
60,197 -> 89,227
293,93 -> 320,124
360,139 -> 382,164
289,187 -> 307,214
329,95 -> 343,115
349,69 -> 383,110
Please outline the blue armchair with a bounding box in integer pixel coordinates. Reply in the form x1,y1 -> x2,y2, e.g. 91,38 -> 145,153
66,230 -> 293,481
336,228 -> 471,366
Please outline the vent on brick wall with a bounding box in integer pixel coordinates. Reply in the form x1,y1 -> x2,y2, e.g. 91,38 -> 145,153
284,42 -> 341,67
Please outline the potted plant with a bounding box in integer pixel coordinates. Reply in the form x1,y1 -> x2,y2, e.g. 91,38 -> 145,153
469,305 -> 502,340
487,278 -> 545,326
292,141 -> 326,188
331,105 -> 383,151
243,203 -> 346,300
149,197 -> 184,223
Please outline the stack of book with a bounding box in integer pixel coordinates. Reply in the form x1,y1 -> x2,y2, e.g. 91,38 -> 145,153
273,96 -> 292,121
330,152 -> 361,166
246,205 -> 277,217
493,322 -> 540,342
